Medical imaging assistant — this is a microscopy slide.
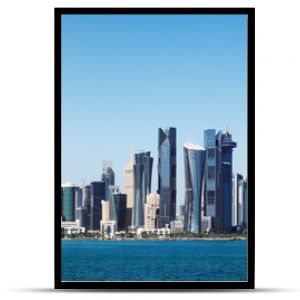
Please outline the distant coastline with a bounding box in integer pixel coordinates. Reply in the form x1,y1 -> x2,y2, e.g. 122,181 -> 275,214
62,235 -> 247,241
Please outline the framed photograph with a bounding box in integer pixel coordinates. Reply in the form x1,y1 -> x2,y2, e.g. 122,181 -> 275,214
55,7 -> 255,289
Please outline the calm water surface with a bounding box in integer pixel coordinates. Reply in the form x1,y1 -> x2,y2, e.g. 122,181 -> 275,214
62,240 -> 247,281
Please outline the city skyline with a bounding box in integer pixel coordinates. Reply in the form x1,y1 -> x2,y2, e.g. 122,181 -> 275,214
62,14 -> 248,208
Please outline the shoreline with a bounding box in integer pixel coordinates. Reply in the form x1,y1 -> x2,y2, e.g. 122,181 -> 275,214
62,236 -> 247,241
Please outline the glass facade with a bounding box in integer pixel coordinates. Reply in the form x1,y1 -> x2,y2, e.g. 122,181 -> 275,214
133,151 -> 153,227
61,183 -> 76,222
82,185 -> 91,230
90,181 -> 105,230
113,193 -> 127,231
183,144 -> 206,234
158,127 -> 176,228
101,161 -> 115,201
215,131 -> 237,233
204,129 -> 217,223
74,187 -> 83,220
232,173 -> 243,227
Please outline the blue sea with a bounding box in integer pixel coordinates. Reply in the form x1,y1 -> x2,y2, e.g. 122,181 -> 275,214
61,240 -> 247,281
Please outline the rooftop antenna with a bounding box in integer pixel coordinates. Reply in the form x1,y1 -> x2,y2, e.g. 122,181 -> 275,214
81,178 -> 85,187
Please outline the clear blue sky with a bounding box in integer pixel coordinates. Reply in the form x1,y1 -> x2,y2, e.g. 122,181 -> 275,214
62,14 -> 248,208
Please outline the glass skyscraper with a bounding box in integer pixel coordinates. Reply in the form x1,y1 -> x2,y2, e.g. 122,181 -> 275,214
204,129 -> 237,233
183,143 -> 206,234
133,151 -> 153,227
61,182 -> 76,222
113,193 -> 127,231
90,181 -> 105,230
101,161 -> 115,200
158,127 -> 176,228
204,129 -> 217,227
215,131 -> 237,233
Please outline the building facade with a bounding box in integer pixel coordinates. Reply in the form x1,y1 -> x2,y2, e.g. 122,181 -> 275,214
124,156 -> 135,228
133,151 -> 153,228
144,193 -> 160,231
82,184 -> 91,230
101,160 -> 115,200
204,129 -> 217,228
183,143 -> 206,234
113,193 -> 127,231
215,131 -> 237,233
108,185 -> 120,222
61,182 -> 76,222
90,181 -> 105,231
232,173 -> 244,227
158,127 -> 176,228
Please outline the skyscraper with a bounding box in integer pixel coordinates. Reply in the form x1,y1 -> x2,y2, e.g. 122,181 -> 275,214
133,151 -> 153,227
124,154 -> 135,228
232,173 -> 244,227
82,184 -> 91,230
90,181 -> 105,230
204,129 -> 237,233
74,187 -> 83,221
61,182 -> 76,222
242,178 -> 248,229
158,127 -> 176,228
183,143 -> 206,234
113,193 -> 127,231
204,129 -> 217,228
215,131 -> 237,233
108,185 -> 121,223
101,161 -> 115,200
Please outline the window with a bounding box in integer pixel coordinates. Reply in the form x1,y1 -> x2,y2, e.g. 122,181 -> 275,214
207,148 -> 215,158
208,191 -> 215,204
207,166 -> 215,179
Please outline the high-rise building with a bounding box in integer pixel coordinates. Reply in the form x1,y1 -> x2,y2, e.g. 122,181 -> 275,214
158,127 -> 176,228
215,131 -> 237,233
204,129 -> 217,228
133,151 -> 153,227
242,178 -> 248,229
232,173 -> 244,227
61,182 -> 76,222
183,143 -> 206,234
113,193 -> 127,231
108,185 -> 120,222
124,154 -> 135,228
90,181 -> 105,230
101,161 -> 115,200
74,187 -> 83,220
82,184 -> 91,230
204,129 -> 237,233
144,193 -> 160,231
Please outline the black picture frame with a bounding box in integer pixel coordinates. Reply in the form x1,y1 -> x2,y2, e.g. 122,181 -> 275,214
55,7 -> 255,290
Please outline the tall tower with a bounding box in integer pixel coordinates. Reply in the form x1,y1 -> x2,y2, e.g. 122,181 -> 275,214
215,130 -> 237,233
133,151 -> 153,227
124,153 -> 135,228
101,161 -> 115,200
158,127 -> 176,228
183,143 -> 206,234
232,173 -> 243,227
204,129 -> 217,228
90,181 -> 105,230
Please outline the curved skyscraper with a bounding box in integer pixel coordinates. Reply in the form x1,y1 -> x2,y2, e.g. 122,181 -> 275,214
158,127 -> 176,228
133,151 -> 153,227
183,143 -> 206,234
